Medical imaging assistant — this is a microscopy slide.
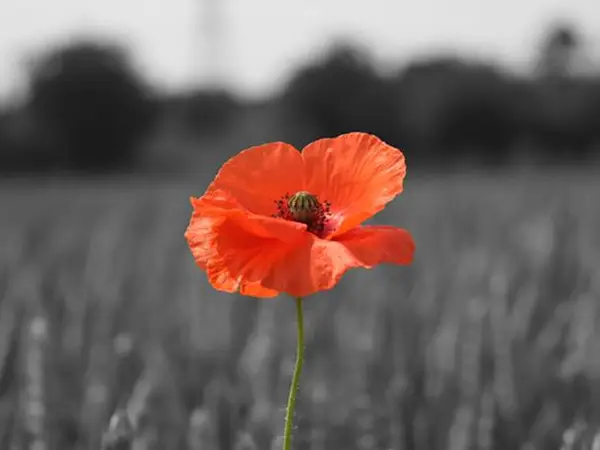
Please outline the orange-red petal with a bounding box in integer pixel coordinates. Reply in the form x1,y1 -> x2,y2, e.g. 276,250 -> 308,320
185,190 -> 307,298
205,142 -> 304,216
185,134 -> 414,299
205,215 -> 301,298
302,132 -> 406,237
186,210 -> 279,297
187,207 -> 414,298
333,225 -> 415,267
259,233 -> 358,297
259,225 -> 414,297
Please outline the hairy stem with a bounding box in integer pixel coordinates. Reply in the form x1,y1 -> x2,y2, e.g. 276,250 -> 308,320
282,297 -> 305,450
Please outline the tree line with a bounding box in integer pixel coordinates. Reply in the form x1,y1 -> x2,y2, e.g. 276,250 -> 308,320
0,25 -> 598,174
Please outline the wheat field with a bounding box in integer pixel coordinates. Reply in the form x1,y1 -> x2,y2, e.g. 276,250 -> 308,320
1,169 -> 600,450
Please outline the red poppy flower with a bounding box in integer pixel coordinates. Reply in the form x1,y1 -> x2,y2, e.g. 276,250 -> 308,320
185,132 -> 415,298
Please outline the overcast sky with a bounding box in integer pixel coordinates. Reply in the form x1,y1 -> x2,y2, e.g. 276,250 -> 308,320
1,0 -> 599,103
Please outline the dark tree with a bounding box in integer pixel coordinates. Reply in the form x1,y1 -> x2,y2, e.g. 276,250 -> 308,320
396,59 -> 523,166
182,89 -> 239,136
527,77 -> 600,162
28,40 -> 156,172
530,23 -> 600,162
284,42 -> 405,148
434,63 -> 523,165
537,23 -> 581,79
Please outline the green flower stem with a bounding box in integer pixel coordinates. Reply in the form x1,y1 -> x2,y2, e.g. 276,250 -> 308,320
282,296 -> 305,450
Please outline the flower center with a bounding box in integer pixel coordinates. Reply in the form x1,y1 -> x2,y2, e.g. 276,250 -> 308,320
274,191 -> 332,237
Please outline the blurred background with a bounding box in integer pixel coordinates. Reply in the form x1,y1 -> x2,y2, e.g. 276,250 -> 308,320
1,1 -> 600,449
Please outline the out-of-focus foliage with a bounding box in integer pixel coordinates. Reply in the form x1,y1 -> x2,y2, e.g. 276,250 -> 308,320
0,104 -> 63,172
26,41 -> 156,172
392,59 -> 526,166
2,173 -> 600,449
1,22 -> 600,175
182,89 -> 239,136
282,26 -> 600,167
537,22 -> 580,78
283,43 -> 405,149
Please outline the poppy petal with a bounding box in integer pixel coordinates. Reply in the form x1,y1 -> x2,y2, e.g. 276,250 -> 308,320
185,197 -> 231,271
205,142 -> 305,216
189,189 -> 307,241
260,226 -> 414,297
189,209 -> 279,298
206,263 -> 279,298
189,211 -> 414,298
207,257 -> 280,298
302,132 -> 406,237
260,234 -> 359,297
205,215 -> 302,298
333,225 -> 415,267
186,194 -> 306,298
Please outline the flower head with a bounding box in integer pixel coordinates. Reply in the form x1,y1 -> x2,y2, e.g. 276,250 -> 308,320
185,132 -> 415,298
